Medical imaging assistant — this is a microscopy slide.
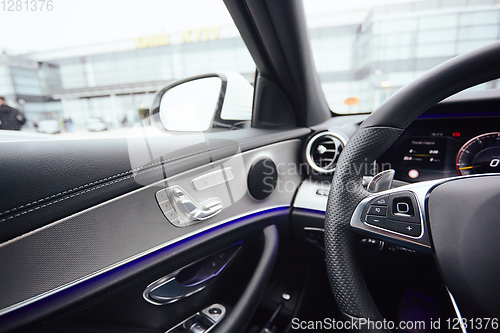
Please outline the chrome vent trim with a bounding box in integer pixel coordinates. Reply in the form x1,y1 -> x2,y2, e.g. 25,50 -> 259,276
305,132 -> 346,174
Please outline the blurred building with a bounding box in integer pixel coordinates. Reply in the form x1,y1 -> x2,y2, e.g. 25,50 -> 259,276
313,0 -> 500,113
16,25 -> 254,129
1,0 -> 499,129
0,53 -> 62,123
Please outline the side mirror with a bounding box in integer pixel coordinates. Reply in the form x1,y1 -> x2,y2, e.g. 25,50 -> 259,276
150,72 -> 253,132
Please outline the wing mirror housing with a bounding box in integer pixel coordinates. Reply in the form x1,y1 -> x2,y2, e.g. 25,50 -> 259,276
150,72 -> 253,132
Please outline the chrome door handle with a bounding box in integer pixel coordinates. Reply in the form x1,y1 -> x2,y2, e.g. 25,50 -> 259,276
144,244 -> 241,305
168,186 -> 222,221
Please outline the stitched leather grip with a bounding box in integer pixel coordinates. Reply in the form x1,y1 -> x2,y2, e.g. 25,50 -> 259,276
325,126 -> 402,320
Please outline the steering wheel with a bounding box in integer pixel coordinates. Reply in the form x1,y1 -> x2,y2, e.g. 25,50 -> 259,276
325,41 -> 500,331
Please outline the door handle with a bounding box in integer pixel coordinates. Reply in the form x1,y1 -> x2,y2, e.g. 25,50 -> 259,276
145,276 -> 207,305
143,243 -> 241,305
168,186 -> 222,221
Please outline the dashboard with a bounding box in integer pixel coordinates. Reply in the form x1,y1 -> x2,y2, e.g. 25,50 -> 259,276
378,96 -> 500,183
293,90 -> 500,253
294,89 -> 500,216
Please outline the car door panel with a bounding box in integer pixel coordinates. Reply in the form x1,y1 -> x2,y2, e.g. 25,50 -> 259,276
0,127 -> 308,243
38,226 -> 278,333
0,133 -> 305,332
0,207 -> 288,332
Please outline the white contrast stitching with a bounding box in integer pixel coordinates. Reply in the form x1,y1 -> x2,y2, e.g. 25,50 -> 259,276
0,142 -> 239,222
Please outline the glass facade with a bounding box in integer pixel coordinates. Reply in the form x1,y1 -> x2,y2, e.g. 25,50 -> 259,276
314,0 -> 500,114
13,26 -> 256,130
51,39 -> 254,91
0,54 -> 63,123
0,0 -> 499,132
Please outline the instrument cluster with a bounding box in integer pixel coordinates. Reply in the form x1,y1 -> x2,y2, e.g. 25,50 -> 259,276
378,108 -> 500,183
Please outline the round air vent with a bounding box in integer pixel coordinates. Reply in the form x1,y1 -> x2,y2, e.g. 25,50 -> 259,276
305,132 -> 346,174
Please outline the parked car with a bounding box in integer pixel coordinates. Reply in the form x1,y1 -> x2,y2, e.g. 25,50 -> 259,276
37,120 -> 60,134
86,118 -> 108,132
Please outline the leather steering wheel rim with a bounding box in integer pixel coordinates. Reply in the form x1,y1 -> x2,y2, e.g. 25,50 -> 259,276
324,41 -> 500,329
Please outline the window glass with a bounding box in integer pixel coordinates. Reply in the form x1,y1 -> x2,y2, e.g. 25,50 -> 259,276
386,71 -> 415,86
418,14 -> 458,30
0,67 -> 15,95
458,25 -> 499,40
373,33 -> 413,48
373,18 -> 418,34
416,43 -> 456,57
460,11 -> 500,26
304,1 -> 500,114
457,39 -> 498,53
376,46 -> 412,61
417,28 -> 457,43
0,0 -> 255,136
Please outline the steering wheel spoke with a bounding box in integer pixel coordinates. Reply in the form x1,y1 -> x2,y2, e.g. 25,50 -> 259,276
350,180 -> 437,252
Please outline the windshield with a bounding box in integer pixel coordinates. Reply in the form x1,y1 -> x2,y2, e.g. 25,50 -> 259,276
304,0 -> 500,114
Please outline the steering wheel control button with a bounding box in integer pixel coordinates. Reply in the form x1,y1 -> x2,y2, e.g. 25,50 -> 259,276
367,205 -> 387,216
391,196 -> 414,216
387,191 -> 420,223
396,202 -> 409,214
373,195 -> 389,206
365,215 -> 387,228
384,220 -> 421,237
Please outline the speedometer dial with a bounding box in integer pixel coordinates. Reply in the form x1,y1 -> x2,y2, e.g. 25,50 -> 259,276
456,132 -> 500,176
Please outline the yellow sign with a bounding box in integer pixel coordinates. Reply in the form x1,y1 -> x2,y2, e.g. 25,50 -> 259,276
134,33 -> 170,49
180,27 -> 221,43
133,27 -> 221,50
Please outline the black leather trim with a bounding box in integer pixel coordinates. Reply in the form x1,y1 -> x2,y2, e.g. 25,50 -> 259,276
325,126 -> 402,324
0,127 -> 309,243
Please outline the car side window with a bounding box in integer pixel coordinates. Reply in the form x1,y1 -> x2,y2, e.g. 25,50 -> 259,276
0,0 -> 256,138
